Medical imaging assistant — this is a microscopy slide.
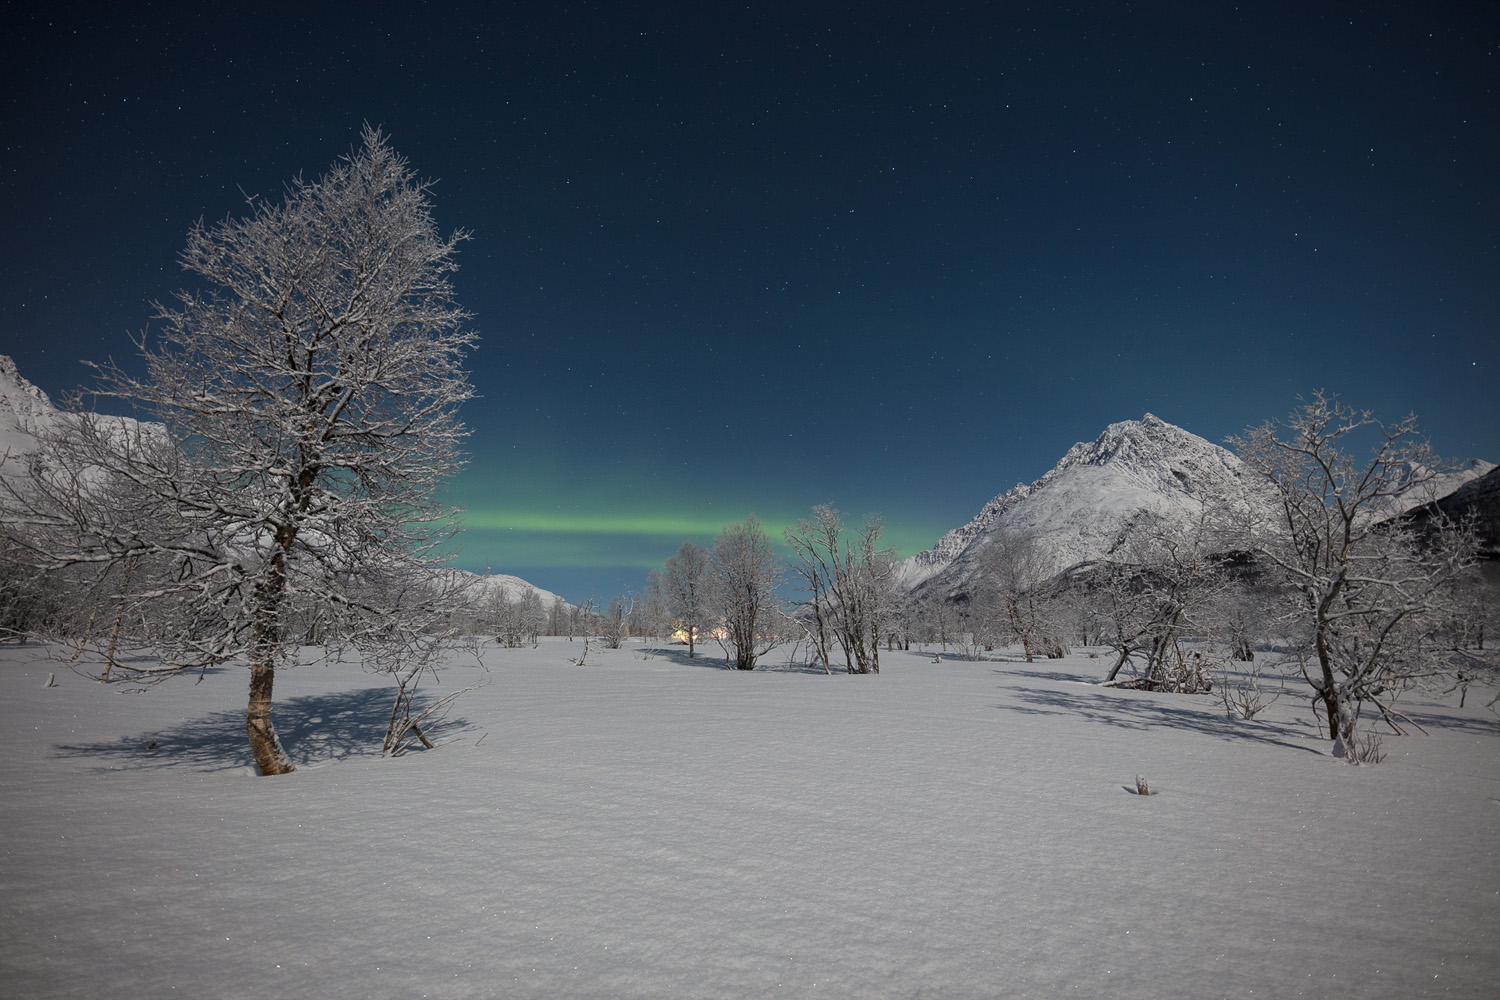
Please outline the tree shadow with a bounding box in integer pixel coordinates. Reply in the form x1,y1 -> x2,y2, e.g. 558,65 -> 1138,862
631,644 -> 835,674
995,682 -> 1324,755
999,667 -> 1103,686
759,658 -> 842,675
54,687 -> 471,773
1388,708 -> 1500,737
628,644 -> 729,670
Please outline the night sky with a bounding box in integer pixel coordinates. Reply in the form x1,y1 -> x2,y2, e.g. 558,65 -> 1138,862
3,3 -> 1497,601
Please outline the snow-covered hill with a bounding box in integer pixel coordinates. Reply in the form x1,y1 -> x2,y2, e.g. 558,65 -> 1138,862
895,414 -> 1276,597
442,569 -> 570,610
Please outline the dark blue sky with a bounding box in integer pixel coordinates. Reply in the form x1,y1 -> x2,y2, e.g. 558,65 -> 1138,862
3,2 -> 1497,601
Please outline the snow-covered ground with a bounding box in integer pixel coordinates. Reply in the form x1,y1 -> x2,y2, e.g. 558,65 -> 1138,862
2,639 -> 1496,998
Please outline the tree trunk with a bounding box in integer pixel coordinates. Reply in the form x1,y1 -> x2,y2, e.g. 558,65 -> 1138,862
246,659 -> 294,774
100,554 -> 136,683
1105,647 -> 1131,682
1314,625 -> 1341,741
246,548 -> 294,775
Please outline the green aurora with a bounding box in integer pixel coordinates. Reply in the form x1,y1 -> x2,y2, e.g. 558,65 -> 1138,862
449,504 -> 949,575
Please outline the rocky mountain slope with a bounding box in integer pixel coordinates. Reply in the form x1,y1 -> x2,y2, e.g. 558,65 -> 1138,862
0,355 -> 60,468
1402,465 -> 1500,560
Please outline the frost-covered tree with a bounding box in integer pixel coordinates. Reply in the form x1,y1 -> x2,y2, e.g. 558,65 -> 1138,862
710,515 -> 783,670
974,528 -> 1064,662
664,540 -> 712,657
632,569 -> 670,653
1110,510 -> 1226,692
783,505 -> 893,674
8,127 -> 476,774
518,589 -> 546,646
1230,393 -> 1476,758
601,594 -> 629,649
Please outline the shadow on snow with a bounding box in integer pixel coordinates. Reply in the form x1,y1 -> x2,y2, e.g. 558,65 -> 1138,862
994,678 -> 1325,755
630,644 -> 835,674
54,687 -> 471,773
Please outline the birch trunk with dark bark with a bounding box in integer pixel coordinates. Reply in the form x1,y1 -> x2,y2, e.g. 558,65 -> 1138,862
246,551 -> 294,775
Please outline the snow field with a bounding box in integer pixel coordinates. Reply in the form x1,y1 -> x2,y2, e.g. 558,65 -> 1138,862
1,639 -> 1496,998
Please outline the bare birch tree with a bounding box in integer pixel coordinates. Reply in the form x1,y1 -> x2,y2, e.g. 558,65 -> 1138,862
632,569 -> 670,654
5,126 -> 476,774
1230,393 -> 1476,759
664,540 -> 712,657
601,594 -> 629,649
710,515 -> 783,670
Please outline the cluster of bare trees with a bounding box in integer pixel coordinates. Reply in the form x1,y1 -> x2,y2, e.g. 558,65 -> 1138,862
490,586 -> 547,647
783,505 -> 896,674
620,507 -> 900,675
1229,392 -> 1482,759
634,519 -> 784,670
972,529 -> 1067,662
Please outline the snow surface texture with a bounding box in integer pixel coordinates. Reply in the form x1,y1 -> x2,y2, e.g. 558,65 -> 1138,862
2,639 -> 1497,998
894,413 -> 1496,598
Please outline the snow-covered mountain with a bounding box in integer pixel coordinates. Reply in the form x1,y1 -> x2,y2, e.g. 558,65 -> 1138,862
1372,459 -> 1497,518
1402,465 -> 1500,559
895,414 -> 1270,597
897,413 -> 1496,600
0,357 -> 163,486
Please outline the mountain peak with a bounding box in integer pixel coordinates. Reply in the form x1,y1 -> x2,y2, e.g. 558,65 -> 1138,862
0,355 -> 55,423
893,413 -> 1260,595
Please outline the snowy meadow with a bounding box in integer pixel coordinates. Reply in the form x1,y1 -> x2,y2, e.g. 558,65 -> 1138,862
2,639 -> 1497,998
